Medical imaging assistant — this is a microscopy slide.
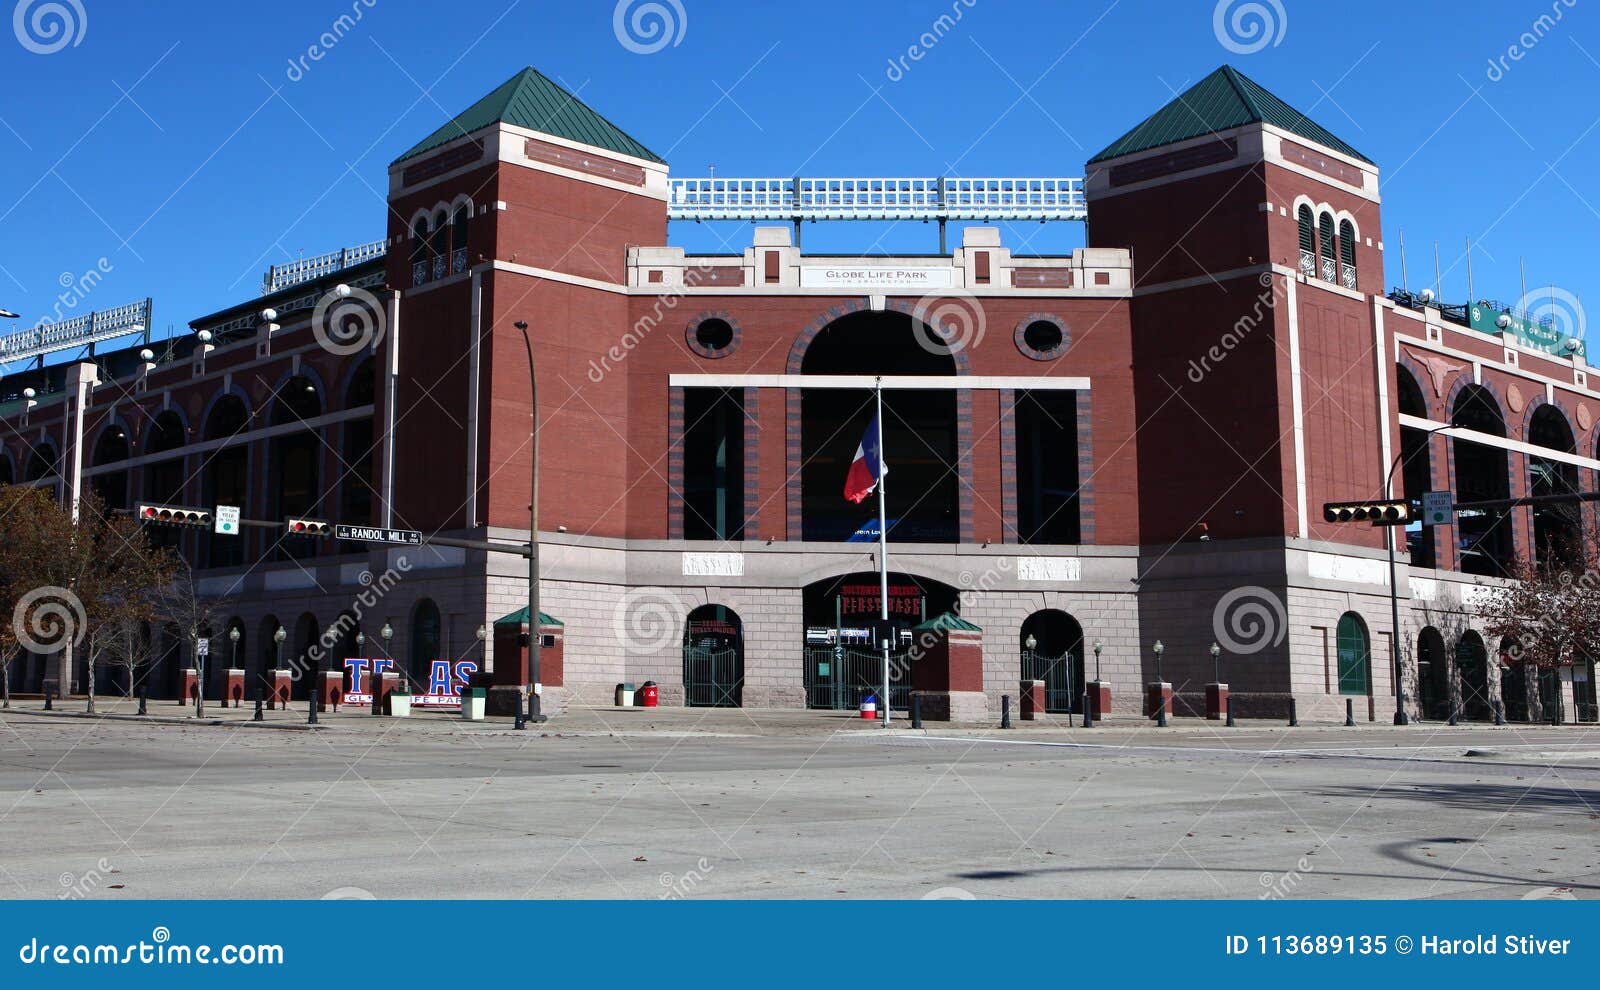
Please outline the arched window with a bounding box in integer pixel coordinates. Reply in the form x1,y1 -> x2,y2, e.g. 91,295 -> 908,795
1317,211 -> 1337,282
1416,627 -> 1449,720
429,210 -> 449,281
410,599 -> 441,693
24,442 -> 57,483
410,216 -> 430,287
450,204 -> 470,275
1452,385 -> 1514,576
1337,219 -> 1357,288
1296,205 -> 1316,278
1335,613 -> 1370,695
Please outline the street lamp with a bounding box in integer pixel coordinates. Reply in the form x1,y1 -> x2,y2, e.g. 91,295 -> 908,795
514,319 -> 546,724
308,628 -> 324,726
1092,638 -> 1103,681
1381,423 -> 1453,726
1152,639 -> 1167,727
1210,641 -> 1222,685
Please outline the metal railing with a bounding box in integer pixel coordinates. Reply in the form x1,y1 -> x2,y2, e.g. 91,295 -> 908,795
668,176 -> 1087,222
262,239 -> 387,294
0,298 -> 152,365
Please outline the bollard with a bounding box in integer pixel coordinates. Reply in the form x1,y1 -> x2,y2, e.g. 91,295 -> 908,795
513,691 -> 527,731
1449,704 -> 1458,727
1493,700 -> 1505,726
307,690 -> 318,726
43,684 -> 52,711
1288,698 -> 1298,727
1082,690 -> 1093,729
1344,697 -> 1355,727
911,694 -> 923,730
137,683 -> 148,717
1225,695 -> 1236,728
253,687 -> 264,722
1001,695 -> 1012,730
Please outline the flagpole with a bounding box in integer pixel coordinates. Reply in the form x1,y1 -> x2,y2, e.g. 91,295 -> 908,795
876,377 -> 890,727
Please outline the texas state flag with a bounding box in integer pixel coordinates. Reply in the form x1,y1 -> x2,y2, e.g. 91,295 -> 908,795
843,413 -> 887,504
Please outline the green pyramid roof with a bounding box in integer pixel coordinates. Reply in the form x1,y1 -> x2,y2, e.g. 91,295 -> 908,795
395,67 -> 664,165
913,612 -> 982,633
1088,65 -> 1372,166
493,607 -> 564,627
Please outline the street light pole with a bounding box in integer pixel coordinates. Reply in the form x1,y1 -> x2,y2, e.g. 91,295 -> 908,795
515,320 -> 546,724
1382,424 -> 1452,726
273,625 -> 286,711
1152,639 -> 1167,728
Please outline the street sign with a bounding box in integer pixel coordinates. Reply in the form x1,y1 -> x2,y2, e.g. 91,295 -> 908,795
1421,491 -> 1454,527
335,524 -> 423,546
215,505 -> 240,536
196,639 -> 209,657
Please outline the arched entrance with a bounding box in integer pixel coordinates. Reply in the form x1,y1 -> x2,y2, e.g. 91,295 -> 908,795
1456,632 -> 1491,721
683,604 -> 743,707
799,310 -> 959,543
801,571 -> 959,710
1528,405 -> 1581,569
1020,610 -> 1085,713
1499,638 -> 1530,722
1417,627 -> 1449,720
1396,367 -> 1435,567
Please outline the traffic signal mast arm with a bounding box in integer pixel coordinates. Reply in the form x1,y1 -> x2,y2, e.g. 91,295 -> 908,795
128,507 -> 537,558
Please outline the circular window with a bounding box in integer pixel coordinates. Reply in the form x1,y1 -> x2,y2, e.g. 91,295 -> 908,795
686,314 -> 740,358
1014,316 -> 1069,360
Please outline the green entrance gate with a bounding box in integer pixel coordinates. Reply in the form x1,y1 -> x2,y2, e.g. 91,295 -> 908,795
804,645 -> 911,711
684,647 -> 741,708
1020,651 -> 1077,713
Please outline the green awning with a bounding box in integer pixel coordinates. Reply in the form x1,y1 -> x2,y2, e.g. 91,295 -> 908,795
493,607 -> 563,627
913,612 -> 982,633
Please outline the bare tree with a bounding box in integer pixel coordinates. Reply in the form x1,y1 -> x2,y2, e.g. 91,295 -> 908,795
152,558 -> 232,718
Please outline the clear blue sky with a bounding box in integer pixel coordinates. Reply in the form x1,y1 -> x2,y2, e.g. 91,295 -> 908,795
0,0 -> 1594,354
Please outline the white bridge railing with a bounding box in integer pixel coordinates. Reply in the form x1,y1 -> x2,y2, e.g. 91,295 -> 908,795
0,298 -> 152,365
667,176 -> 1086,222
262,238 -> 388,294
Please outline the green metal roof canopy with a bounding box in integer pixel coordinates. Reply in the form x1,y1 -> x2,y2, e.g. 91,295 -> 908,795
493,607 -> 564,627
1088,65 -> 1373,166
913,612 -> 982,633
395,66 -> 665,165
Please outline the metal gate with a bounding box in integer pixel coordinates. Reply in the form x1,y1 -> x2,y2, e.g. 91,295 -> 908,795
1021,651 -> 1077,713
804,646 -> 911,711
684,647 -> 742,707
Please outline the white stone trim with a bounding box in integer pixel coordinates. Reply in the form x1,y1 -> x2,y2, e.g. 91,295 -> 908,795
668,374 -> 1091,390
1399,413 -> 1600,471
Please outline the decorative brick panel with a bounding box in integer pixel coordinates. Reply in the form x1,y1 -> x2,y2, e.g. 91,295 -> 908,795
667,385 -> 684,540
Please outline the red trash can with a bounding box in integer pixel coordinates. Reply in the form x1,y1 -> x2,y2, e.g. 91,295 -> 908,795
640,682 -> 659,707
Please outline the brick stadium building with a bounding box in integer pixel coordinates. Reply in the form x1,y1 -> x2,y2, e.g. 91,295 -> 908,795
2,65 -> 1594,723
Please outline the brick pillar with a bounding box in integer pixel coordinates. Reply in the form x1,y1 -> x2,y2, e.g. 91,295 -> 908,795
756,388 -> 787,541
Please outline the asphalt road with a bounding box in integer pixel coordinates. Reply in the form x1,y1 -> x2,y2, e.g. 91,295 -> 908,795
1,711 -> 1597,900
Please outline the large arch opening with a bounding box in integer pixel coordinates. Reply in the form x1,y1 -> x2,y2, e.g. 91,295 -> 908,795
291,612 -> 320,701
681,387 -> 745,541
1451,386 -> 1514,577
409,599 -> 441,694
271,376 -> 323,561
683,604 -> 743,707
801,571 -> 959,710
1396,367 -> 1434,567
1020,609 -> 1085,713
800,311 -> 958,543
204,395 -> 251,568
91,424 -> 130,512
1416,626 -> 1449,720
143,411 -> 188,553
339,359 -> 377,550
1527,405 -> 1581,569
1455,631 -> 1491,721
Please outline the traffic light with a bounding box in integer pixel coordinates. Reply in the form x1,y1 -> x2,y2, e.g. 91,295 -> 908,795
135,503 -> 213,527
285,517 -> 333,538
1322,499 -> 1413,526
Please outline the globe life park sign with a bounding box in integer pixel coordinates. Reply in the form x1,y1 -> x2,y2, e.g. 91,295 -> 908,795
342,657 -> 480,707
798,266 -> 955,290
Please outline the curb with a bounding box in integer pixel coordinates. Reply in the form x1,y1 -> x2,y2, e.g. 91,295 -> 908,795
2,709 -> 334,732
